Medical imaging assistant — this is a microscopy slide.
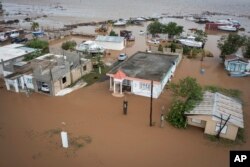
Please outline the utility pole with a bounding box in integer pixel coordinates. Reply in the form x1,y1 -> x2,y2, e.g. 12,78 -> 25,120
150,80 -> 153,127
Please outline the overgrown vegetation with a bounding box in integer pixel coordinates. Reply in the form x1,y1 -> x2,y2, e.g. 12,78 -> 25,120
26,39 -> 49,53
218,34 -> 246,60
245,37 -> 250,58
194,29 -> 207,43
82,65 -> 110,86
166,77 -> 203,128
204,85 -> 241,99
61,40 -> 77,51
23,50 -> 43,61
109,30 -> 118,36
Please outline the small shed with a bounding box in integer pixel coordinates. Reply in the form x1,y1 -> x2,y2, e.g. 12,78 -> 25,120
95,35 -> 125,50
224,55 -> 250,73
185,91 -> 244,140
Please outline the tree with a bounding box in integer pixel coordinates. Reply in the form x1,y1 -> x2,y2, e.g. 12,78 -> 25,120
31,22 -> 39,31
166,77 -> 203,128
26,39 -> 49,53
245,38 -> 250,58
194,29 -> 207,43
147,21 -> 163,36
162,22 -> 183,39
218,34 -> 246,60
109,30 -> 118,36
61,40 -> 77,51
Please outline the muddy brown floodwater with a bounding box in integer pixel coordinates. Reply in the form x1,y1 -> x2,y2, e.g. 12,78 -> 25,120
0,42 -> 250,167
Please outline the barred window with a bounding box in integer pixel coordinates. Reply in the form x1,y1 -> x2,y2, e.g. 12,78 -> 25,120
140,83 -> 151,90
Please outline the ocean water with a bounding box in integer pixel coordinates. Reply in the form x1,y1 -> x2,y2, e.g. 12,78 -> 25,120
2,0 -> 250,19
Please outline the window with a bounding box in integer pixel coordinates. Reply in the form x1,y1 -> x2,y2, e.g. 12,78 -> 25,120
140,82 -> 151,90
83,65 -> 87,71
191,118 -> 201,124
62,76 -> 67,84
215,123 -> 228,134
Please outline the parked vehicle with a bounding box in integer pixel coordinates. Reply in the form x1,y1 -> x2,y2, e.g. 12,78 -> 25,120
9,30 -> 20,38
11,37 -> 28,43
32,30 -> 45,37
120,30 -> 135,41
0,33 -> 8,42
118,53 -> 127,61
41,83 -> 50,93
147,39 -> 160,45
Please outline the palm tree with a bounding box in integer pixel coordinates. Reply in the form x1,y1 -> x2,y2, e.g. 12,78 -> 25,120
31,22 -> 39,31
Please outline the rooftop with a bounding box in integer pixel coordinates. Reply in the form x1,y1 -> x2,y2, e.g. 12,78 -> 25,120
225,55 -> 249,63
0,44 -> 37,62
107,52 -> 179,82
185,91 -> 244,128
95,35 -> 125,43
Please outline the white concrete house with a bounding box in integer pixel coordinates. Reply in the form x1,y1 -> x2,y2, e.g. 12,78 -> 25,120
0,44 -> 37,77
107,52 -> 180,98
95,35 -> 125,50
4,61 -> 34,93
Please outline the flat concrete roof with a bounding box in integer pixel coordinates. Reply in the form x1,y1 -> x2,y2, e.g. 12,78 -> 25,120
108,52 -> 178,82
0,44 -> 37,62
95,35 -> 124,43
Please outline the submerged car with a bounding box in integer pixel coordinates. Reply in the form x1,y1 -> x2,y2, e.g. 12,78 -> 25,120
41,83 -> 50,93
118,53 -> 127,61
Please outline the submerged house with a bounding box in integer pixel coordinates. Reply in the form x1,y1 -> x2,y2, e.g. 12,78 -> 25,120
95,35 -> 125,50
3,61 -> 34,93
106,52 -> 180,98
185,91 -> 244,140
32,53 -> 92,96
4,53 -> 92,95
224,55 -> 250,76
0,44 -> 37,77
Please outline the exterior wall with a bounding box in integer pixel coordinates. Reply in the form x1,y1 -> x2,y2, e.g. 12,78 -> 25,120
23,74 -> 34,89
186,115 -> 239,140
187,117 -> 206,128
71,67 -> 82,83
95,41 -> 124,50
53,80 -> 61,95
131,80 -> 161,98
81,61 -> 93,75
60,72 -> 71,89
225,60 -> 248,72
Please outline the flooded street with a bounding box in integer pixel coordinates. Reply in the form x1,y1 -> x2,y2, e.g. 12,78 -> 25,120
1,0 -> 250,167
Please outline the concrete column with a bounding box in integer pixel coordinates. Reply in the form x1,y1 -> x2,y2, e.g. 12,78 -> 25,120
110,77 -> 113,90
20,77 -> 25,89
4,79 -> 10,90
113,82 -> 116,93
120,82 -> 122,94
14,80 -> 19,93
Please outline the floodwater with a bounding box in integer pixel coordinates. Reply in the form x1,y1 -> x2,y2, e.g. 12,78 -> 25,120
0,54 -> 250,167
3,0 -> 250,19
1,1 -> 250,167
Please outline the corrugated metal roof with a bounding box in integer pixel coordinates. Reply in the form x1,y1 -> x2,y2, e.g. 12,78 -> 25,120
95,35 -> 124,43
185,91 -> 244,128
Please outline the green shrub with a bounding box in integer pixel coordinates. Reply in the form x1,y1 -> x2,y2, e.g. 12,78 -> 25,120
26,39 -> 49,53
61,40 -> 77,51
